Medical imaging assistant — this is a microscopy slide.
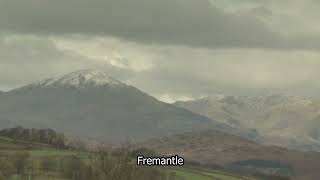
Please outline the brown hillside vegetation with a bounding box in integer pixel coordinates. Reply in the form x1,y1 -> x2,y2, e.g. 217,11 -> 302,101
144,130 -> 320,180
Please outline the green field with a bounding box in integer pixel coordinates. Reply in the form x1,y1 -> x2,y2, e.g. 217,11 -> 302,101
168,167 -> 258,180
0,136 -> 259,180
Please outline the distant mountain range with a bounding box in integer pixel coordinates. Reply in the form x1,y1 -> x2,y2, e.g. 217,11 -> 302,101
174,95 -> 320,151
144,130 -> 320,180
0,69 -> 254,142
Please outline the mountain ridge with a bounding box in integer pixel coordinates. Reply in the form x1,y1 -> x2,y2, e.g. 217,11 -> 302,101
174,94 -> 320,151
30,69 -> 123,88
0,69 -> 255,142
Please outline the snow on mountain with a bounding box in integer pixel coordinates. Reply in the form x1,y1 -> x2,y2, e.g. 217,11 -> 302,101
34,69 -> 123,88
175,94 -> 320,151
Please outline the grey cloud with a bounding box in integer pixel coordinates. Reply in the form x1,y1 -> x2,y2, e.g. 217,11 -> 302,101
2,35 -> 320,102
0,36 -> 65,64
214,0 -> 320,37
121,46 -> 320,99
0,36 -> 132,89
0,0 -> 317,49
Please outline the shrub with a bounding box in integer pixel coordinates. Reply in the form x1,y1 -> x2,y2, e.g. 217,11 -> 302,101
41,158 -> 56,173
11,152 -> 30,174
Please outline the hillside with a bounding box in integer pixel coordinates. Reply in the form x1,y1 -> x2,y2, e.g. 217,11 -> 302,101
144,130 -> 320,180
0,69 -> 253,142
174,95 -> 320,151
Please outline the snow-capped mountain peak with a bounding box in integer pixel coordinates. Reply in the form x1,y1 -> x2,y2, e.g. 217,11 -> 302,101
35,69 -> 123,88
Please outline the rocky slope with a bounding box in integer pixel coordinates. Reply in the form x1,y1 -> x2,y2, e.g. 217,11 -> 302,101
174,94 -> 320,151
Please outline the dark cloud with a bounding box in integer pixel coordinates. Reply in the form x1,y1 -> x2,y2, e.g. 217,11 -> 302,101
0,0 -> 317,49
0,36 -> 132,88
1,35 -> 320,101
0,36 -> 63,64
109,44 -> 320,99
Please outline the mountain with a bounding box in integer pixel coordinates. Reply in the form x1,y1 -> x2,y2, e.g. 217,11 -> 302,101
144,130 -> 320,180
174,94 -> 320,151
0,69 -> 248,142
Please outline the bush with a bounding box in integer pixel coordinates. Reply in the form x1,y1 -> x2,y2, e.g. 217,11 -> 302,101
41,158 -> 56,173
59,156 -> 96,180
60,156 -> 82,179
0,154 -> 15,178
11,152 -> 30,174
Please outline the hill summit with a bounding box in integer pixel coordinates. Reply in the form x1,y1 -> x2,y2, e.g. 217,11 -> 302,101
34,69 -> 123,88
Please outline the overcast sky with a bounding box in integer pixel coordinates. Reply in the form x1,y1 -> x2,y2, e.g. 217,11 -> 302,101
0,0 -> 320,102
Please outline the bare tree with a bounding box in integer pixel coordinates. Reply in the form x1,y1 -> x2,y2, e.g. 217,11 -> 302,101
90,144 -> 173,180
0,154 -> 15,179
0,155 -> 8,179
11,152 -> 30,174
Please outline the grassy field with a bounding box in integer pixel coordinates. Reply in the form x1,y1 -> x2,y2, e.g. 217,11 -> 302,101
169,167 -> 258,180
0,136 -> 259,180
